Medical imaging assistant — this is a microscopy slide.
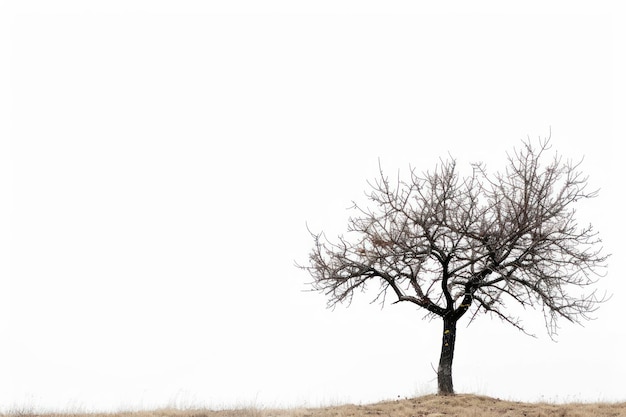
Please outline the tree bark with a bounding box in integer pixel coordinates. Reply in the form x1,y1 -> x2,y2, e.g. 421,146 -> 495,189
437,317 -> 457,395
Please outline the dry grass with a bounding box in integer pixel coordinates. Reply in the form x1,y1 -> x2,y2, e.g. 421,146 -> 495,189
5,394 -> 626,417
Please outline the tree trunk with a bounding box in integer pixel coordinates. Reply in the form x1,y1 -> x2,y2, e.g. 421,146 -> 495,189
437,317 -> 457,395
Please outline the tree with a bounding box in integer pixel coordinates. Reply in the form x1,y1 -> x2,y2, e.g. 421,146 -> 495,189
299,138 -> 609,395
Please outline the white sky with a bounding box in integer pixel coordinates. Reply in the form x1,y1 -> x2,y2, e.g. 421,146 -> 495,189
1,0 -> 625,412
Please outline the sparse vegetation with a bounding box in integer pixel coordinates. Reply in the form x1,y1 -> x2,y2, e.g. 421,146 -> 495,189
4,395 -> 626,417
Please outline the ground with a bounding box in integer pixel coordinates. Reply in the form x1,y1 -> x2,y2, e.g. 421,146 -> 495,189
7,394 -> 626,417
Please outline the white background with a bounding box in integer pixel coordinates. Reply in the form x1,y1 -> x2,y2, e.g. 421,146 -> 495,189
1,0 -> 625,412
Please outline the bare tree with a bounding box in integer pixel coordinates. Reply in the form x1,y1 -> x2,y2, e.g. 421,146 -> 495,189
299,138 -> 609,395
